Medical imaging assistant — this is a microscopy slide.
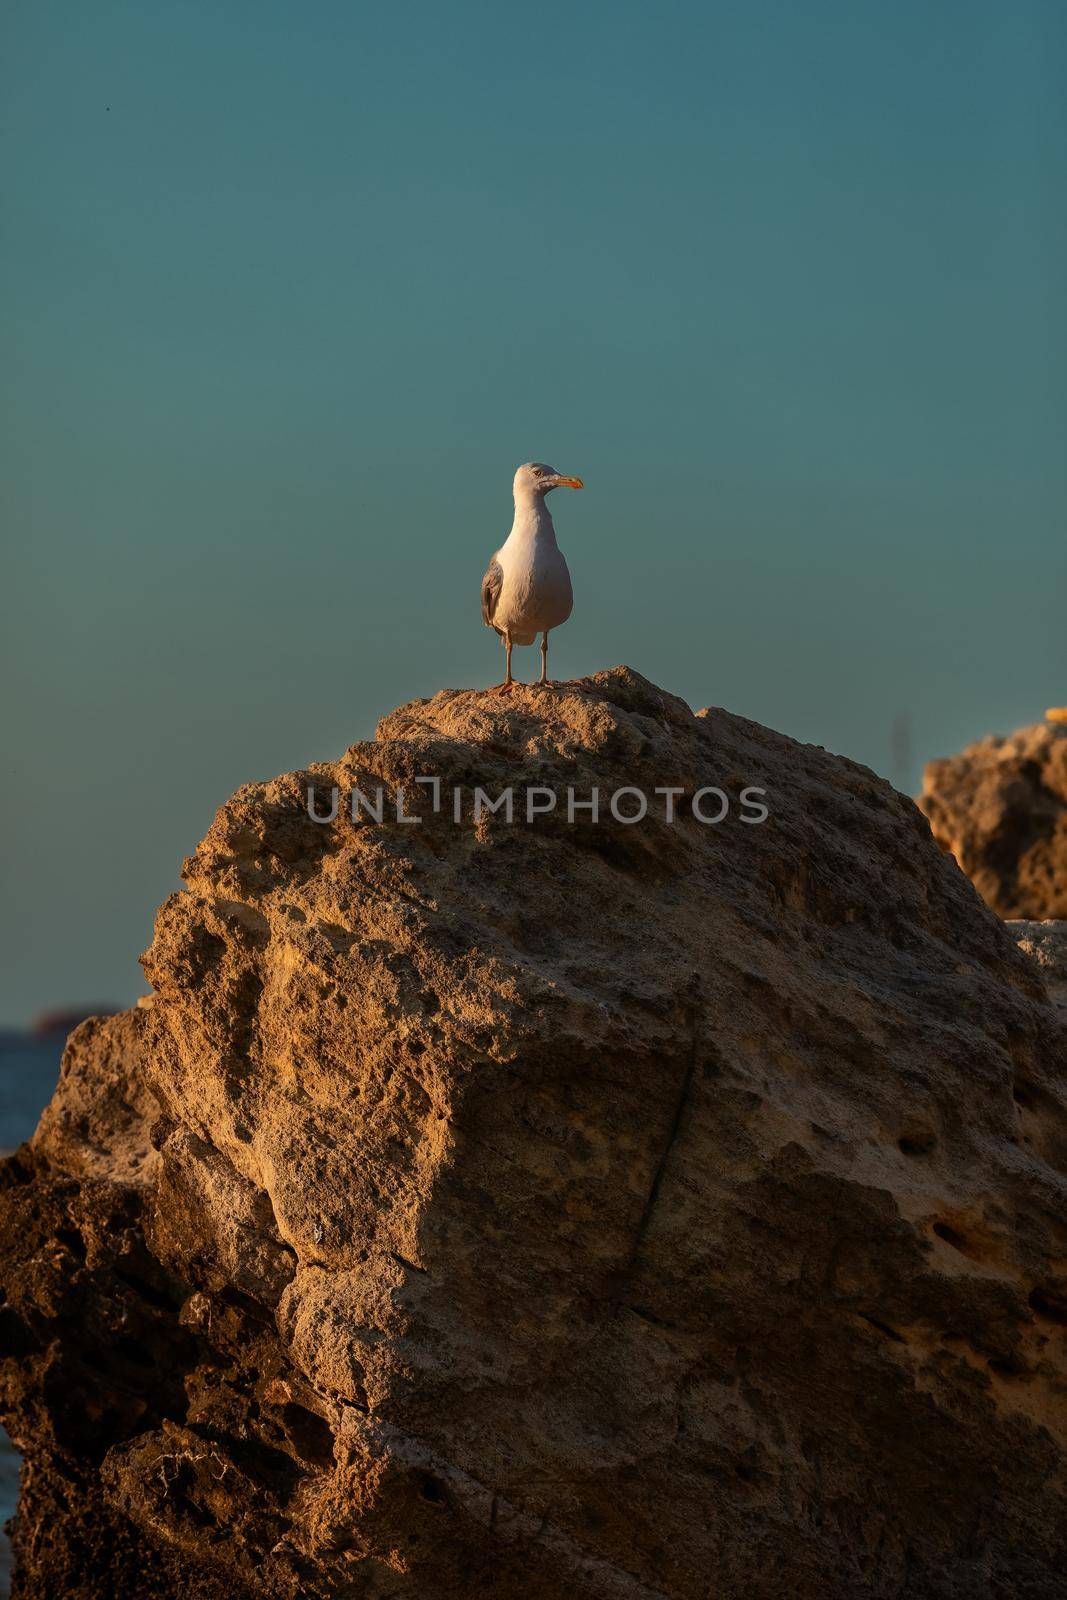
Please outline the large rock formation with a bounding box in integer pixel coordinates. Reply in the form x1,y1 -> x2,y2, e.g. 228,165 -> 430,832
918,718 -> 1067,920
3,669 -> 1067,1599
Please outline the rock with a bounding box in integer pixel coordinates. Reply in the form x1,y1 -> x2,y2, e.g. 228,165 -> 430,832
918,718 -> 1067,920
2,667 -> 1067,1599
1009,921 -> 1067,1019
31,1009 -> 158,1185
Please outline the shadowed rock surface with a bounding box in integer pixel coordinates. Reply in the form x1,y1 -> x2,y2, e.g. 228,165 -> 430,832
918,719 -> 1067,920
2,669 -> 1067,1598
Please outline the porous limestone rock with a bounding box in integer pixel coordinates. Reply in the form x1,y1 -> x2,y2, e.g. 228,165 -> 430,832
918,719 -> 1067,920
1009,921 -> 1067,1019
3,669 -> 1067,1599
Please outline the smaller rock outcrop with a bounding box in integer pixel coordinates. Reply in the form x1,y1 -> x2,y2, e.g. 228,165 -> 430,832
1009,922 -> 1067,1017
918,718 -> 1067,919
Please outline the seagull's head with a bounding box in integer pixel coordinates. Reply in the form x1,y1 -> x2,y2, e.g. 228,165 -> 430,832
514,461 -> 584,500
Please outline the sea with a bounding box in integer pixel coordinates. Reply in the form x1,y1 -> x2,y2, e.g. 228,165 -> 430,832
0,1030 -> 69,1596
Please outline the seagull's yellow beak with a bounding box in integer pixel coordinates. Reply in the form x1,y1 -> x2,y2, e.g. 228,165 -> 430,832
558,475 -> 584,490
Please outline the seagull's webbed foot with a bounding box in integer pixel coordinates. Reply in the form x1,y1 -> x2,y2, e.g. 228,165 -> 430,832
488,679 -> 517,695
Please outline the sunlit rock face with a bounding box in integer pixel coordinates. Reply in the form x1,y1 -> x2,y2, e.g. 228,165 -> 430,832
919,719 -> 1067,920
2,669 -> 1066,1599
1009,920 -> 1067,1018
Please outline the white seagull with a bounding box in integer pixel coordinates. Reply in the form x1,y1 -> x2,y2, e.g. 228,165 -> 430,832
481,461 -> 584,692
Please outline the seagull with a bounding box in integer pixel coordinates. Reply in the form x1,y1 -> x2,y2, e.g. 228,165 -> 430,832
481,462 -> 584,692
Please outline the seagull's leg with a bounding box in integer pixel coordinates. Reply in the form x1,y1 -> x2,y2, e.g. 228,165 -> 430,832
490,633 -> 516,693
538,630 -> 550,687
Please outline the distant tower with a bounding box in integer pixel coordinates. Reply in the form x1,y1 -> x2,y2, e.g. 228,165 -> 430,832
890,710 -> 913,795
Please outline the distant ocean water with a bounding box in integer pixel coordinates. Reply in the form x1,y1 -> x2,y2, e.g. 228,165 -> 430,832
0,1033 -> 65,1155
0,1030 -> 67,1597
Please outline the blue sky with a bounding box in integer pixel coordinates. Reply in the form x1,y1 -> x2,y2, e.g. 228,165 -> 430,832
2,0 -> 1065,1023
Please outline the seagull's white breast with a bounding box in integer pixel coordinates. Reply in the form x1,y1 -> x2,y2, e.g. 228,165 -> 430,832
493,507 -> 573,645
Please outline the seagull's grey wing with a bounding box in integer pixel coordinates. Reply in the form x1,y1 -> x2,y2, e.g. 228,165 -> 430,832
481,558 -> 503,633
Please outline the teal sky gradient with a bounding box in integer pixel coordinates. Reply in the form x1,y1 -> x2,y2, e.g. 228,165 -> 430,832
2,0 -> 1065,1023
